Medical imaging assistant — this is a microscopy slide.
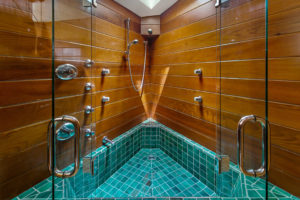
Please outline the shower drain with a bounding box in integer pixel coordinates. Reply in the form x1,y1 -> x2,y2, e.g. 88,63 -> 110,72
148,155 -> 156,160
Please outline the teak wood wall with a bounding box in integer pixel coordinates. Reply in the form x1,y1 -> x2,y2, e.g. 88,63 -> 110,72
150,0 -> 300,197
0,0 -> 299,199
0,0 -> 150,199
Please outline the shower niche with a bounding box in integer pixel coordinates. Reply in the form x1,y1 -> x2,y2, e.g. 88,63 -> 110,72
141,16 -> 160,36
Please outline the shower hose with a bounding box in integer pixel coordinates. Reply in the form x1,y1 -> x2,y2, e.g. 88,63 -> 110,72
127,41 -> 147,92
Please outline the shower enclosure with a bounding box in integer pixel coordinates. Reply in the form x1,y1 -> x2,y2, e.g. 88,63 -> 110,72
1,0 -> 299,199
51,0 -> 270,198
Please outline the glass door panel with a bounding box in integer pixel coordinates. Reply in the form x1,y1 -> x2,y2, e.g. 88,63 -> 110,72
52,0 -> 94,198
216,0 -> 268,198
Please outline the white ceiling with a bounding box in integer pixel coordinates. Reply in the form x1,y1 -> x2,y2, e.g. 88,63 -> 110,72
114,0 -> 178,17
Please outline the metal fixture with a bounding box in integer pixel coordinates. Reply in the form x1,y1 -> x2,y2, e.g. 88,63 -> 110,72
194,68 -> 202,75
102,68 -> 110,75
102,136 -> 115,146
102,96 -> 110,103
218,155 -> 230,174
56,122 -> 75,141
148,28 -> 153,35
85,82 -> 93,91
83,157 -> 95,175
148,155 -> 156,160
83,128 -> 95,138
48,115 -> 81,178
83,0 -> 97,7
194,96 -> 203,103
131,39 -> 139,45
85,59 -> 95,68
55,64 -> 78,80
215,0 -> 220,7
85,106 -> 94,114
125,39 -> 139,55
237,115 -> 270,177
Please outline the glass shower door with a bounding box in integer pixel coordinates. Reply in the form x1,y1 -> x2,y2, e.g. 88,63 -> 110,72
216,0 -> 269,198
51,0 -> 95,198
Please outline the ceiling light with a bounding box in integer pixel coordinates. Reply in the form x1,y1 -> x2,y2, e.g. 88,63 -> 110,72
139,0 -> 160,9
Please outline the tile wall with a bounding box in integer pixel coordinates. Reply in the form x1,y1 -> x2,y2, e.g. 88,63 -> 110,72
14,119 -> 298,200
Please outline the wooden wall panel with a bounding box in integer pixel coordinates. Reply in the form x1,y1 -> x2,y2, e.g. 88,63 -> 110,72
1,0 -> 299,199
0,0 -> 148,199
151,0 -> 300,197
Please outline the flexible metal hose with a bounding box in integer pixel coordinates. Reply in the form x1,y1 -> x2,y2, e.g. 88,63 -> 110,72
127,41 -> 147,92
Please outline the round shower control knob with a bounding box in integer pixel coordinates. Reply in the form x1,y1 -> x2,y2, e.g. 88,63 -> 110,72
85,83 -> 93,91
194,96 -> 203,103
85,59 -> 95,68
102,68 -> 110,75
194,68 -> 202,75
85,106 -> 94,114
84,128 -> 95,137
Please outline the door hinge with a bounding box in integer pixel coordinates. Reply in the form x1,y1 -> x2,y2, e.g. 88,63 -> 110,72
218,155 -> 230,174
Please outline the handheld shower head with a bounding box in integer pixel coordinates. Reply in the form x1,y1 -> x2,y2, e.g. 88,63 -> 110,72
130,39 -> 139,45
127,39 -> 139,49
126,39 -> 139,55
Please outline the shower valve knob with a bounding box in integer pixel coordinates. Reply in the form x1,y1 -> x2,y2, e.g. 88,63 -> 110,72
194,96 -> 203,103
102,96 -> 110,103
85,82 -> 94,91
194,69 -> 202,75
84,128 -> 95,138
85,59 -> 95,68
102,68 -> 110,75
85,106 -> 94,114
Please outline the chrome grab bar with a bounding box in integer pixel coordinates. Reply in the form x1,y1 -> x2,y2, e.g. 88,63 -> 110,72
237,115 -> 270,177
48,115 -> 81,178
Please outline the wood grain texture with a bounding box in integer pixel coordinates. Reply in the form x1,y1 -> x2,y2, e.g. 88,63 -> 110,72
0,0 -> 147,199
1,0 -> 300,198
150,0 -> 300,197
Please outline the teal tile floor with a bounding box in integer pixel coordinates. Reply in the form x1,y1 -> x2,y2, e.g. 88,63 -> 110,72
13,178 -> 63,199
14,119 -> 300,200
89,149 -> 216,198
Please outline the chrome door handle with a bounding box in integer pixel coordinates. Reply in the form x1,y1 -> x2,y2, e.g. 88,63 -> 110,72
48,115 -> 81,178
237,115 -> 270,177
215,0 -> 220,7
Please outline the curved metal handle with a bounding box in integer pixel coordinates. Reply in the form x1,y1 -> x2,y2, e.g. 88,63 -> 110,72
215,0 -> 220,7
102,136 -> 115,146
237,115 -> 270,177
48,115 -> 81,178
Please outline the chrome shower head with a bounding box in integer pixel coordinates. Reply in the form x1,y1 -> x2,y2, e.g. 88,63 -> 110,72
128,39 -> 139,48
126,39 -> 139,55
131,39 -> 139,45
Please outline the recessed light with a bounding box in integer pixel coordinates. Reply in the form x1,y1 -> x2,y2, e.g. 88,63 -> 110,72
139,0 -> 160,9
